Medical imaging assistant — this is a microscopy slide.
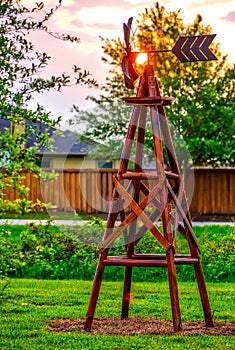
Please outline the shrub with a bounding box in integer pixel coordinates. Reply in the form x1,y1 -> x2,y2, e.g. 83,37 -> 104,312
0,220 -> 234,282
199,225 -> 235,282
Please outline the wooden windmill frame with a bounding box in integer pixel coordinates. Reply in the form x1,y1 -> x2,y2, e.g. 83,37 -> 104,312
84,18 -> 216,332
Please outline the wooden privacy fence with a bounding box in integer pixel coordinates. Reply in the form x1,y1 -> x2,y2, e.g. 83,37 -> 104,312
3,168 -> 235,215
190,167 -> 235,215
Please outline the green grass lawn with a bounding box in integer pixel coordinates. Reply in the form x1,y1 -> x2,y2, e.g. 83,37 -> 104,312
0,279 -> 234,349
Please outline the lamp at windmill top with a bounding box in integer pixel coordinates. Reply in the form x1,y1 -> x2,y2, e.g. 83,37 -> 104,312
122,17 -> 217,89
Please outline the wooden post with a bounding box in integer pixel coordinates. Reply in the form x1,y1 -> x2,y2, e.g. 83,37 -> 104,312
84,259 -> 106,331
194,260 -> 214,327
121,106 -> 147,319
184,221 -> 214,327
166,247 -> 182,331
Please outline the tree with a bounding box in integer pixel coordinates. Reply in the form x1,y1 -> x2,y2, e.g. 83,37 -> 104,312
0,0 -> 97,214
72,2 -> 235,167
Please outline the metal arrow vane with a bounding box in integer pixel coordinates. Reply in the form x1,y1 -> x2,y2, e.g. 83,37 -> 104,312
122,17 -> 217,88
172,34 -> 217,62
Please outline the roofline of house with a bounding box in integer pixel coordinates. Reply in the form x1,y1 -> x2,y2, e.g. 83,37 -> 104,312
37,152 -> 87,156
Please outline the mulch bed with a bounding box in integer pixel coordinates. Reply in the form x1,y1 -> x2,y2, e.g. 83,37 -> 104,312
48,317 -> 235,336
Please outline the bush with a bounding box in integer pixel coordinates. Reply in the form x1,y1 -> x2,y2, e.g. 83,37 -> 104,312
199,226 -> 235,281
0,221 -> 99,280
0,220 -> 234,282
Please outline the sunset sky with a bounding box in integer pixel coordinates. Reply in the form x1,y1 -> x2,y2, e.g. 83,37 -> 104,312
25,0 -> 235,125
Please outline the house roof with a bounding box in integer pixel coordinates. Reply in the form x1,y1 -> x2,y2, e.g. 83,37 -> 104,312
0,119 -> 90,156
0,119 -> 10,132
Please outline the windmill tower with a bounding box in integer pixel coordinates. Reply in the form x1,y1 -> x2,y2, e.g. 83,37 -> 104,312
84,18 -> 216,332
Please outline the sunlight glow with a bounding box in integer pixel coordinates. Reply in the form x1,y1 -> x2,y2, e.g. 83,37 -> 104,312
135,52 -> 148,65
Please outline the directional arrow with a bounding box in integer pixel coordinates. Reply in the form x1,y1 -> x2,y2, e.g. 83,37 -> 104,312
172,34 -> 217,62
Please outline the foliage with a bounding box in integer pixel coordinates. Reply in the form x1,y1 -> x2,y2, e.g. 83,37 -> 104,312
0,220 -> 234,282
0,221 -> 99,279
71,2 -> 235,167
200,226 -> 235,281
0,0 -> 97,214
0,278 -> 234,349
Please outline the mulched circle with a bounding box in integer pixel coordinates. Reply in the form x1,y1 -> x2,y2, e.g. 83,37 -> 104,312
48,317 -> 235,336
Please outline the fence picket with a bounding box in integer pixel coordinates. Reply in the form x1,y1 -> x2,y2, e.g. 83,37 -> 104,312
2,168 -> 234,215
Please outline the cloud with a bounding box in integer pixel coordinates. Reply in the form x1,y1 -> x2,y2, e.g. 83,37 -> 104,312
75,6 -> 125,25
49,1 -> 154,43
72,19 -> 119,33
123,0 -> 154,4
61,0 -> 130,15
187,0 -> 232,9
221,11 -> 235,22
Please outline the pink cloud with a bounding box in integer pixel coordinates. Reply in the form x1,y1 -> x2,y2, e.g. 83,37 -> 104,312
72,18 -> 119,32
188,0 -> 232,9
62,0 -> 130,15
221,11 -> 235,23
